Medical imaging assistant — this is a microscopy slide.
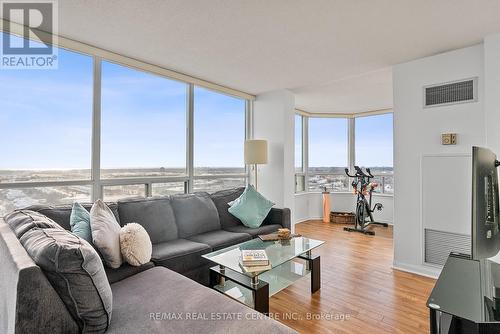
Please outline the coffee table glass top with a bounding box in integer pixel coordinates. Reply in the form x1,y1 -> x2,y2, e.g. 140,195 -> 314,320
202,236 -> 324,277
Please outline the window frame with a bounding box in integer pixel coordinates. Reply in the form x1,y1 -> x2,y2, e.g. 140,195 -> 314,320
297,111 -> 393,196
294,114 -> 307,193
192,85 -> 247,179
98,59 -> 190,180
306,116 -> 349,193
0,32 -> 250,208
353,113 -> 394,195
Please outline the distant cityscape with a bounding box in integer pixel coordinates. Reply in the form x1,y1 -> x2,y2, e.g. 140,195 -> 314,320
307,167 -> 394,193
0,166 -> 393,216
0,168 -> 246,216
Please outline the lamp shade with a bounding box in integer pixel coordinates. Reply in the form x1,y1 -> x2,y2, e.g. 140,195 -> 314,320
244,140 -> 268,164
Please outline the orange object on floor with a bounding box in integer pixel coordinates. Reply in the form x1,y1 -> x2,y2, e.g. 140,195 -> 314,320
322,191 -> 330,223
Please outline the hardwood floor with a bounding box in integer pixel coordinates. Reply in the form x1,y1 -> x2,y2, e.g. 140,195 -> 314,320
269,220 -> 436,334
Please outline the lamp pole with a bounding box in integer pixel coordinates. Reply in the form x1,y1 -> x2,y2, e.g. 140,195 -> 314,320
254,163 -> 258,190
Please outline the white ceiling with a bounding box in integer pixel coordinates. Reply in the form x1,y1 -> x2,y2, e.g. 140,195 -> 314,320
294,68 -> 393,114
13,1 -> 500,113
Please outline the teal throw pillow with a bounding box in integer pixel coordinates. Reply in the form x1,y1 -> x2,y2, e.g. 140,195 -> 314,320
70,202 -> 92,243
228,185 -> 275,228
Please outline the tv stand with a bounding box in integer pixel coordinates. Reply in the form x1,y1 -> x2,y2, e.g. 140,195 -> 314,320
427,253 -> 500,333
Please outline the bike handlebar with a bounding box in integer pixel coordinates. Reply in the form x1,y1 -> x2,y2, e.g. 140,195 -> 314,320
345,166 -> 374,179
366,168 -> 374,178
344,168 -> 357,178
354,166 -> 368,177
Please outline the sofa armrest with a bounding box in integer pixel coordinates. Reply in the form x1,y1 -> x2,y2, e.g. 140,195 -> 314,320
262,208 -> 291,230
0,219 -> 79,334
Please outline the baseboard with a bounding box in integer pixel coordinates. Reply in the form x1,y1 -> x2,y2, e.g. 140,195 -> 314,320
295,217 -> 394,225
392,261 -> 441,279
294,216 -> 322,225
294,218 -> 307,224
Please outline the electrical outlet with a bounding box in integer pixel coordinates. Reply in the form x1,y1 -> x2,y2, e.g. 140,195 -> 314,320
441,133 -> 457,145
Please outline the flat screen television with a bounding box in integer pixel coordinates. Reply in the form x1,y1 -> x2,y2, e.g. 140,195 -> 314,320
472,146 -> 500,260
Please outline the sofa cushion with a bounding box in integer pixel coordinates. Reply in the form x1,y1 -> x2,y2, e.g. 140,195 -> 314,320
105,262 -> 154,284
170,192 -> 221,238
224,224 -> 283,238
19,227 -> 112,333
70,202 -> 92,243
117,197 -> 178,243
228,185 -> 275,228
4,209 -> 63,238
182,263 -> 212,286
25,203 -> 119,231
210,187 -> 245,229
188,230 -> 251,251
263,207 -> 291,230
151,239 -> 211,273
119,223 -> 152,266
107,267 -> 296,334
91,200 -> 123,269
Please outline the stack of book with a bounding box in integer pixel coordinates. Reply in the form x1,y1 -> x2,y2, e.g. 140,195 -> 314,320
239,250 -> 271,273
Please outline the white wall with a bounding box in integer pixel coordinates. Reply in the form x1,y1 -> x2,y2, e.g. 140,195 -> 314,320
393,44 -> 486,277
294,192 -> 394,225
253,90 -> 296,227
253,37 -> 500,281
294,193 -> 310,222
485,34 -> 500,153
253,90 -> 395,231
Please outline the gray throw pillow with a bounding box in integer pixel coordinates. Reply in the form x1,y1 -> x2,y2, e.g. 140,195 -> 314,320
90,199 -> 123,268
19,227 -> 112,333
4,209 -> 63,238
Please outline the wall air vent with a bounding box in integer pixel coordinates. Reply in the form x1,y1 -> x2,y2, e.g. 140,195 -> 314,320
424,228 -> 470,266
424,77 -> 477,108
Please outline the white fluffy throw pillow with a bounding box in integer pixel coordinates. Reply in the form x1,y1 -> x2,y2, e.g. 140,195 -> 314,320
119,223 -> 152,266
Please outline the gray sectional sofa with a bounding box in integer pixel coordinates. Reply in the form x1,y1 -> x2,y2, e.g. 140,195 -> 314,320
0,187 -> 294,334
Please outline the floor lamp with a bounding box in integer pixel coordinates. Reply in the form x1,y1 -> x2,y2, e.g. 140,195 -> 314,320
244,140 -> 268,190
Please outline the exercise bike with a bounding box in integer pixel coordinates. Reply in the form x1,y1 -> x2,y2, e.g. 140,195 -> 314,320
343,166 -> 387,235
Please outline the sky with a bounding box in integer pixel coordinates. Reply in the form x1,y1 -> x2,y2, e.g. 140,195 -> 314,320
0,37 -> 94,170
355,113 -> 393,167
308,117 -> 349,167
0,33 -> 392,171
0,33 -> 245,170
299,113 -> 393,168
100,61 -> 245,169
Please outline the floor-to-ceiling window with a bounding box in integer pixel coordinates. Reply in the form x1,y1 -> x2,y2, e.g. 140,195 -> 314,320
0,32 -> 250,216
0,34 -> 93,214
295,115 -> 303,173
193,87 -> 246,192
100,61 -> 188,200
308,117 -> 349,192
355,113 -> 393,193
298,112 -> 393,194
295,114 -> 306,192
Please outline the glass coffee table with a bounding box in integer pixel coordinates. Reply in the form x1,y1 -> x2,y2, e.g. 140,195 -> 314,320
203,236 -> 324,314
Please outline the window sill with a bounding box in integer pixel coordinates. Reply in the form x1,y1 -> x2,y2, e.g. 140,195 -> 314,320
295,191 -> 394,198
307,191 -> 352,195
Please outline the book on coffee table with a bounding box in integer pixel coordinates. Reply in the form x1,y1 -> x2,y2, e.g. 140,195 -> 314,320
241,249 -> 269,266
258,233 -> 302,241
239,262 -> 272,273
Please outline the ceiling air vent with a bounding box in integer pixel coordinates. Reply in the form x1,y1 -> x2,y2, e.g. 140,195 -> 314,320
424,77 -> 477,108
